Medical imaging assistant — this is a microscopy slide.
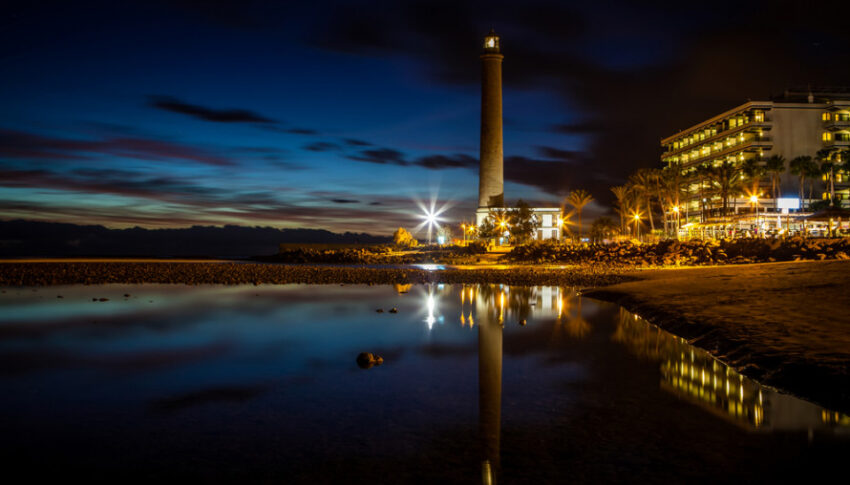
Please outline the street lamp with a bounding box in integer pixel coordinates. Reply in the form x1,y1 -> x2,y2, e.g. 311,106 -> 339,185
749,194 -> 759,235
633,213 -> 641,240
672,206 -> 680,236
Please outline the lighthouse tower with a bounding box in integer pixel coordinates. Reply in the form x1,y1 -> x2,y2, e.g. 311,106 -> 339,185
478,29 -> 504,215
473,31 -> 562,241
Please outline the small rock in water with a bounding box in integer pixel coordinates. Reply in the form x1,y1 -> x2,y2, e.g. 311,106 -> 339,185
356,352 -> 384,369
389,308 -> 398,314
376,309 -> 384,313
124,293 -> 130,297
92,298 -> 97,302
57,295 -> 63,299
98,298 -> 109,302
519,319 -> 527,326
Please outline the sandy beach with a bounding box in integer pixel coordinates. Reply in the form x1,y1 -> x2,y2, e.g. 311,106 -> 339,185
585,260 -> 850,412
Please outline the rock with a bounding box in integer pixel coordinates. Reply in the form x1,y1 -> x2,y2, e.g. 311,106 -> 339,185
356,352 -> 384,369
98,298 -> 109,302
57,295 -> 63,298
124,293 -> 130,297
376,308 -> 384,313
389,308 -> 398,313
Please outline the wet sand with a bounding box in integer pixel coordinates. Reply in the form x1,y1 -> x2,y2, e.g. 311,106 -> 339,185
585,259 -> 850,412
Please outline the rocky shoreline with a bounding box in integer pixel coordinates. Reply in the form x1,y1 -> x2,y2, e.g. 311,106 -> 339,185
0,261 -> 627,287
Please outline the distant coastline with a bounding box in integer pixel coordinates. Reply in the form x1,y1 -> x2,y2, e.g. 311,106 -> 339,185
0,220 -> 390,259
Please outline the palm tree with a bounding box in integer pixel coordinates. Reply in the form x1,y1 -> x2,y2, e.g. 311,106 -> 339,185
630,169 -> 657,233
741,157 -> 765,197
710,160 -> 742,220
816,148 -> 837,206
789,155 -> 814,210
567,189 -> 594,242
610,185 -> 630,235
589,217 -> 618,243
694,164 -> 713,222
764,155 -> 786,211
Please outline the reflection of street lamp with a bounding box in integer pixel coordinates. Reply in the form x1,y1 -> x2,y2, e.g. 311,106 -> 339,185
461,223 -> 467,244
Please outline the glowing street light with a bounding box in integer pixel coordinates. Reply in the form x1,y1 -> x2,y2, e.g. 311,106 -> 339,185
415,198 -> 449,246
749,194 -> 760,235
672,206 -> 680,236
632,213 -> 642,240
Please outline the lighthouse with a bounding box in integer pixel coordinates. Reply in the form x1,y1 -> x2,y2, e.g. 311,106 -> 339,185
473,30 -> 562,242
478,29 -> 504,210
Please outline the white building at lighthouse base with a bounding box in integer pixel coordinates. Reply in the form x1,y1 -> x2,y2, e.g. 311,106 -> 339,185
475,206 -> 562,241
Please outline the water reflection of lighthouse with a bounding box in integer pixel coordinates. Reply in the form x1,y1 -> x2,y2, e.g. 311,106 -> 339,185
477,288 -> 502,484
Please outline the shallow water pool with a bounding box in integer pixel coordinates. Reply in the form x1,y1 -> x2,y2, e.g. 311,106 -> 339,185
0,284 -> 847,483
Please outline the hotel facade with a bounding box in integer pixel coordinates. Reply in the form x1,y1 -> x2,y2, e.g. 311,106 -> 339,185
660,88 -> 850,234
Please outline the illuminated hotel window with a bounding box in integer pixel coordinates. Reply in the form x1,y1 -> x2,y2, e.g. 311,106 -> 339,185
753,110 -> 764,122
729,118 -> 737,128
823,112 -> 831,121
738,153 -> 744,161
823,132 -> 833,141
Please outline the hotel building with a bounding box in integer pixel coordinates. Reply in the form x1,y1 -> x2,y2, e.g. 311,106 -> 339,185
660,88 -> 850,232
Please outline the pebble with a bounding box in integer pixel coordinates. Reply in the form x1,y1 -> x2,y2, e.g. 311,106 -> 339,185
356,352 -> 384,369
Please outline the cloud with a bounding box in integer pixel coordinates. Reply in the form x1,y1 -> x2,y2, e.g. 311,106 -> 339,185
347,148 -> 408,165
504,156 -> 573,196
0,129 -> 233,166
535,146 -> 581,162
285,127 -> 318,135
148,95 -> 275,123
342,138 -> 372,147
303,141 -> 340,152
412,153 -> 477,169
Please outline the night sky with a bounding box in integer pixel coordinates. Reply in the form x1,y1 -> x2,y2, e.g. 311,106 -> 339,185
2,1 -> 849,235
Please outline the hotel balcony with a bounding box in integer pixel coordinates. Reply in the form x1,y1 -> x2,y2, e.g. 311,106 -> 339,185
823,119 -> 850,130
661,120 -> 772,157
824,138 -> 850,147
679,138 -> 772,168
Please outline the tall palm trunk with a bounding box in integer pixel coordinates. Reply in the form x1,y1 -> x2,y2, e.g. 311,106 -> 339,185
646,195 -> 655,231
